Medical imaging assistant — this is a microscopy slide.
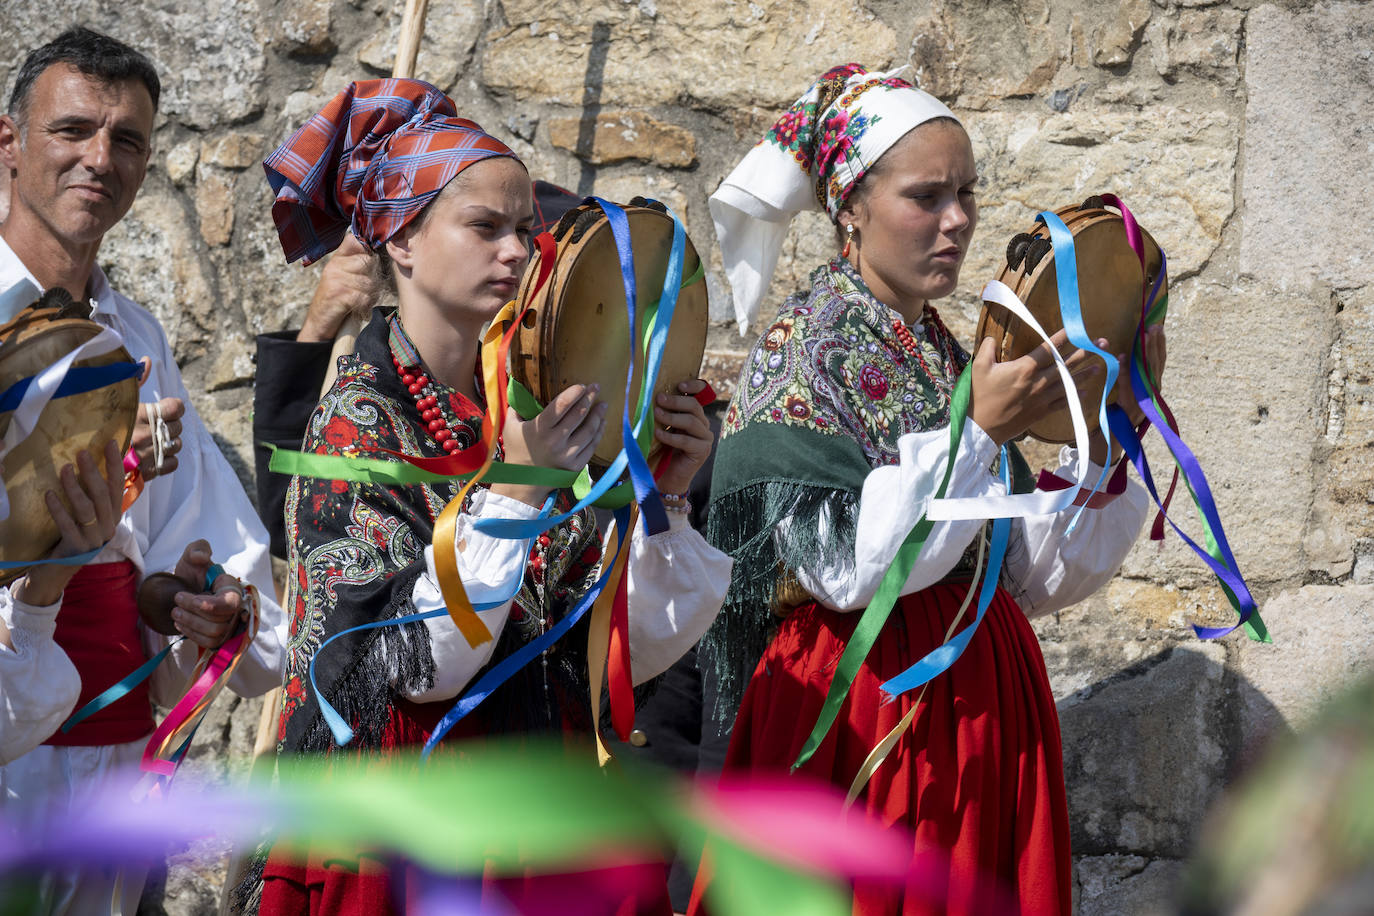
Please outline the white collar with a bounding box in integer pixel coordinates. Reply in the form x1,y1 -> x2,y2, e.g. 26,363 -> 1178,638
0,233 -> 115,319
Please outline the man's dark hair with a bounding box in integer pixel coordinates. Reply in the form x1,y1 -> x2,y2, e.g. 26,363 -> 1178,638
8,26 -> 161,127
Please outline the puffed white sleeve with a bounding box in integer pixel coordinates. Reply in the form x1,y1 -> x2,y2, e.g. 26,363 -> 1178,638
624,511 -> 731,684
787,419 -> 1005,611
1002,447 -> 1150,617
404,488 -> 542,703
0,589 -> 81,764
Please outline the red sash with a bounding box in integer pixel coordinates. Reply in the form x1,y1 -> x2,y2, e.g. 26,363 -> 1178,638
45,560 -> 155,746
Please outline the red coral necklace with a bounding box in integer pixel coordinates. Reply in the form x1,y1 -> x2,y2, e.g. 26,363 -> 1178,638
391,355 -> 466,453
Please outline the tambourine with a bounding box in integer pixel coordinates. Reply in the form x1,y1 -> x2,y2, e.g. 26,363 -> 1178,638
976,195 -> 1166,444
507,198 -> 709,468
0,289 -> 140,584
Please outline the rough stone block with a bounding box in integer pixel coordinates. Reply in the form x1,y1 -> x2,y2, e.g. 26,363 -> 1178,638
906,0 -> 1065,107
202,132 -> 267,170
102,178 -> 216,354
548,111 -> 696,167
1240,2 -> 1374,290
194,168 -> 236,248
1076,855 -> 1185,916
1232,585 -> 1374,757
483,0 -> 896,110
1091,0 -> 1152,68
956,105 -> 1236,328
1115,278 -> 1330,589
1058,642 -> 1228,857
355,0 -> 483,91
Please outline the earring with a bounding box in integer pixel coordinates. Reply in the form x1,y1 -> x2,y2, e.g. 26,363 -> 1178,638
842,223 -> 854,259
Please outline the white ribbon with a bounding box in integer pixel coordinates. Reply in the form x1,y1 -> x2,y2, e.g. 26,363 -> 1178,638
0,325 -> 126,520
924,280 -> 1098,522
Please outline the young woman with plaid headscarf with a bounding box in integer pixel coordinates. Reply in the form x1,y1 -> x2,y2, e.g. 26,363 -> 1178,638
251,78 -> 729,915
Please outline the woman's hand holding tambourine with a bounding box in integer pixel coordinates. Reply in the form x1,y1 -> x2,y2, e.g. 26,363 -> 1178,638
969,328 -> 1107,446
494,383 -> 609,507
652,379 -> 714,497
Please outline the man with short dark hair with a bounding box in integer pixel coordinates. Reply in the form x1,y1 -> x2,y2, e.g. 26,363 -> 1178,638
0,26 -> 285,914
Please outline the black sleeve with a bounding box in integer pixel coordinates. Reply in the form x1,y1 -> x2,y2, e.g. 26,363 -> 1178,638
252,331 -> 335,559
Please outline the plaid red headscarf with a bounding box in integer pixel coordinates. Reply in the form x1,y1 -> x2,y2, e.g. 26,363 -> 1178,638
264,78 -> 520,265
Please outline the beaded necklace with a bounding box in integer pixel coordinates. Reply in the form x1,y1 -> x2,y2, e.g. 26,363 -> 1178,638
890,304 -> 961,385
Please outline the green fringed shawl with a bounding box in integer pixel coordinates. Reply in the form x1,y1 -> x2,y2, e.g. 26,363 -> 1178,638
701,259 -> 979,721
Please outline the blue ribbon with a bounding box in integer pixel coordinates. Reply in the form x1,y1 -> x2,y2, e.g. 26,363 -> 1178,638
421,504 -> 633,758
311,499 -> 552,747
470,199 -> 687,541
0,546 -> 103,570
61,639 -> 180,733
879,451 -> 1012,697
1037,211 -> 1117,526
0,361 -> 141,412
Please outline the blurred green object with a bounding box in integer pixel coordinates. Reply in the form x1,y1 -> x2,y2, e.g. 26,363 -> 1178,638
1180,675 -> 1374,916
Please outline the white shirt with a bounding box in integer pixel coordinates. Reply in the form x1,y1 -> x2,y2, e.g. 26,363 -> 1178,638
407,488 -> 732,703
0,238 -> 286,713
787,419 -> 1151,616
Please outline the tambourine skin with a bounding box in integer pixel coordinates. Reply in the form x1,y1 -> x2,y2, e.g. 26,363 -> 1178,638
976,202 -> 1166,444
0,317 -> 139,584
508,205 -> 709,467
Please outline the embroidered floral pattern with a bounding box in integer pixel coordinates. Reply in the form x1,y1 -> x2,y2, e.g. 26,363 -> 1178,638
722,259 -> 966,469
278,315 -> 603,752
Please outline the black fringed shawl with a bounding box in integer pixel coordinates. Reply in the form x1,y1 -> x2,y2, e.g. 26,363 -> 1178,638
277,310 -> 605,755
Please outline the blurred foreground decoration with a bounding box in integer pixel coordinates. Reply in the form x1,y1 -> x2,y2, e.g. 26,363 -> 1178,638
0,742 -> 941,915
1181,675 -> 1374,916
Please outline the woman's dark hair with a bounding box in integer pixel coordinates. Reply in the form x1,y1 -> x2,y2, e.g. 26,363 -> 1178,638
9,26 -> 161,128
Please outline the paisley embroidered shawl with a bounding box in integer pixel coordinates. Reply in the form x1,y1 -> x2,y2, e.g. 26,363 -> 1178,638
278,310 -> 603,755
702,259 -> 1030,718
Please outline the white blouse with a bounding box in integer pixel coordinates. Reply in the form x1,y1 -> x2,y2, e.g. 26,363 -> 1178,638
787,420 -> 1150,616
406,488 -> 732,703
0,595 -> 80,765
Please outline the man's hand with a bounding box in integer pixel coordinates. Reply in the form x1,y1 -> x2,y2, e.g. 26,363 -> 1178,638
169,539 -> 245,649
298,234 -> 383,343
131,396 -> 184,479
13,439 -> 125,607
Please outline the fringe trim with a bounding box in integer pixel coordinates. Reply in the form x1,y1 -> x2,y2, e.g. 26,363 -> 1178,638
701,479 -> 859,727
283,565 -> 433,755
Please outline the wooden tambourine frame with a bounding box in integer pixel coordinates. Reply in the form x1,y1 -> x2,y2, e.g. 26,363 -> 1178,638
0,315 -> 139,584
507,205 -> 709,468
976,201 -> 1166,444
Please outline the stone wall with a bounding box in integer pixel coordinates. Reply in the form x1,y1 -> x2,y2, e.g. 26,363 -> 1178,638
2,1 -> 1371,912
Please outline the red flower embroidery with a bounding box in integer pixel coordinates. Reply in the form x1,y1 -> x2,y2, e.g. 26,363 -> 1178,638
330,479 -> 349,494
323,416 -> 359,449
285,676 -> 305,700
858,363 -> 889,401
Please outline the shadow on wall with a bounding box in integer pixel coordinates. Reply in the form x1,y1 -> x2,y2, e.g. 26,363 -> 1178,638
1057,646 -> 1286,911
575,22 -> 612,198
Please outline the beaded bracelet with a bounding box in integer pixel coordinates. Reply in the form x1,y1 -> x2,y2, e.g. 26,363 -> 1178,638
661,490 -> 691,515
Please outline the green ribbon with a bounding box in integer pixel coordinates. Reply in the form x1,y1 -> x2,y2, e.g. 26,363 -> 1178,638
266,444 -> 639,509
792,366 -> 972,771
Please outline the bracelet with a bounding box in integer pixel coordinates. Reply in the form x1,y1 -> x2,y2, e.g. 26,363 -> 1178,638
203,562 -> 226,593
661,490 -> 691,515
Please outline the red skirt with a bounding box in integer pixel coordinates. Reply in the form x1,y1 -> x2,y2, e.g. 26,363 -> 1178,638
259,702 -> 673,916
691,584 -> 1070,916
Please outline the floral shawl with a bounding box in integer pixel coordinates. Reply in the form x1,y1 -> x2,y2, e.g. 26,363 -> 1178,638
701,259 -> 1032,719
278,310 -> 603,755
